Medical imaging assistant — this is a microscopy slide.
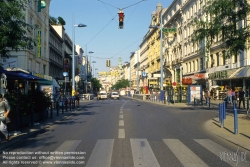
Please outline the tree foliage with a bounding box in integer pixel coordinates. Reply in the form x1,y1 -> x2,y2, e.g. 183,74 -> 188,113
91,78 -> 102,91
0,0 -> 35,57
49,16 -> 66,25
111,79 -> 129,90
192,0 -> 250,58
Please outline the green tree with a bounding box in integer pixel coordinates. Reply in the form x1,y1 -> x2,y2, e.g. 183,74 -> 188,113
192,0 -> 250,58
58,16 -> 66,25
111,79 -> 129,90
91,78 -> 102,91
0,0 -> 35,57
49,16 -> 58,25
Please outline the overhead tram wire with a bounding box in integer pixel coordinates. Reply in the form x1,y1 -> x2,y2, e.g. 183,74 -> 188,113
85,15 -> 117,46
97,0 -> 147,10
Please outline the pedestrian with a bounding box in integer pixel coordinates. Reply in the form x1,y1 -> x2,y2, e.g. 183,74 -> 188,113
231,88 -> 236,105
0,94 -> 10,142
227,88 -> 232,104
75,91 -> 80,107
238,88 -> 245,109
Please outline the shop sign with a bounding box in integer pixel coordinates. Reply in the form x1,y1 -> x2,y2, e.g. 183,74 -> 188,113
182,78 -> 192,85
194,73 -> 205,79
208,71 -> 227,79
33,73 -> 52,81
149,81 -> 158,85
37,28 -> 41,58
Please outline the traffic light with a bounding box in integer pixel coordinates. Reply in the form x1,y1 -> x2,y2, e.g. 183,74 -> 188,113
118,10 -> 125,29
106,59 -> 111,67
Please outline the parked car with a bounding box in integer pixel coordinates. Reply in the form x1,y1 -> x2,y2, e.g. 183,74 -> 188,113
110,92 -> 119,99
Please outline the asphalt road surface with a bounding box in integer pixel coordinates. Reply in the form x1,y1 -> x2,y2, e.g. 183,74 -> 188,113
1,96 -> 249,167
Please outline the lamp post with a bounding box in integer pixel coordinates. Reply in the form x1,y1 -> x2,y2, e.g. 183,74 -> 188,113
72,23 -> 86,96
92,61 -> 96,77
63,72 -> 68,95
136,51 -> 140,93
149,11 -> 163,90
85,50 -> 94,94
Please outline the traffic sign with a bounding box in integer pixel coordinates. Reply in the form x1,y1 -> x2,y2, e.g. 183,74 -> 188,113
172,82 -> 177,86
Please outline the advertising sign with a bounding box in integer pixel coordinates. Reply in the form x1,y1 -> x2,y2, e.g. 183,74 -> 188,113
2,57 -> 18,69
188,85 -> 202,104
37,28 -> 41,58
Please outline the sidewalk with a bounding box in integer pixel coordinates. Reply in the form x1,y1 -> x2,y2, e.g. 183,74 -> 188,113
205,99 -> 250,151
0,100 -> 91,150
126,95 -> 250,151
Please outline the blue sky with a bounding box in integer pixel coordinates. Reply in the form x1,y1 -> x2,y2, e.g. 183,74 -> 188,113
50,0 -> 172,74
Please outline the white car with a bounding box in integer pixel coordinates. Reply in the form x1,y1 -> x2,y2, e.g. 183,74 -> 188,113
111,92 -> 119,99
97,91 -> 107,100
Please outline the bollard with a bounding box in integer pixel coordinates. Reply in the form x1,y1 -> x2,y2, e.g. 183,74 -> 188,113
56,101 -> 59,116
30,105 -> 33,126
233,101 -> 238,134
208,97 -> 210,108
50,102 -> 53,119
219,103 -> 224,127
194,98 -> 196,106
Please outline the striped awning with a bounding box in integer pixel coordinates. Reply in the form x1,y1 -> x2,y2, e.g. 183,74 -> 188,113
230,66 -> 250,79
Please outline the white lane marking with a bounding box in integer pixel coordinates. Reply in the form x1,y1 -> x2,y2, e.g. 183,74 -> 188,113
120,111 -> 123,114
195,139 -> 250,167
119,115 -> 123,119
119,120 -> 124,126
86,139 -> 114,167
38,140 -> 81,167
163,139 -> 208,167
130,138 -> 160,167
118,129 -> 125,138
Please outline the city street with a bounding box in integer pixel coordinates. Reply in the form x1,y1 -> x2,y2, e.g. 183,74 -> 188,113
1,96 -> 249,167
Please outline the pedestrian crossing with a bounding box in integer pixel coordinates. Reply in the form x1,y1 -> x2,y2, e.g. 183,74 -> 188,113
95,99 -> 138,102
41,138 -> 249,167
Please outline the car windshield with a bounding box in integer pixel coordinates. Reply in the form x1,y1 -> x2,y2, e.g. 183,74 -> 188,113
100,93 -> 106,95
112,93 -> 118,95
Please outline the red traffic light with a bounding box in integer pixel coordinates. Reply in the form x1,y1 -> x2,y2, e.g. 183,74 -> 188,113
118,10 -> 125,29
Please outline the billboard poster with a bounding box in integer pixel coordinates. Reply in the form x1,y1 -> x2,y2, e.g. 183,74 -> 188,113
188,85 -> 202,104
2,57 -> 18,69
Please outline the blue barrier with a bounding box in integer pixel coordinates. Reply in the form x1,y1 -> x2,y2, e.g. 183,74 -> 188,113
223,101 -> 226,119
233,101 -> 238,134
219,103 -> 224,128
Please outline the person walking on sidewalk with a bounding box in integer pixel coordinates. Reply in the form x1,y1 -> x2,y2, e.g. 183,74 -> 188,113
227,88 -> 232,104
232,88 -> 236,104
0,94 -> 10,142
238,88 -> 245,109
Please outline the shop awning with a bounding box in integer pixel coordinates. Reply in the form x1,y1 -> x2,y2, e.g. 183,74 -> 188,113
230,66 -> 250,78
0,69 -> 52,84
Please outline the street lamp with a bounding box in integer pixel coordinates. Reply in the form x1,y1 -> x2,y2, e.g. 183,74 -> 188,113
85,51 -> 94,94
149,11 -> 163,90
92,61 -> 96,77
72,23 -> 86,96
63,72 -> 68,95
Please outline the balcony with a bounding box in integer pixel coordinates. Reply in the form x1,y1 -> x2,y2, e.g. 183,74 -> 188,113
177,58 -> 183,64
172,60 -> 177,65
164,61 -> 171,68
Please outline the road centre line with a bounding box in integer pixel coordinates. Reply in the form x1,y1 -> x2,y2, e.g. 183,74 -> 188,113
118,129 -> 125,138
119,120 -> 124,126
119,115 -> 124,119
